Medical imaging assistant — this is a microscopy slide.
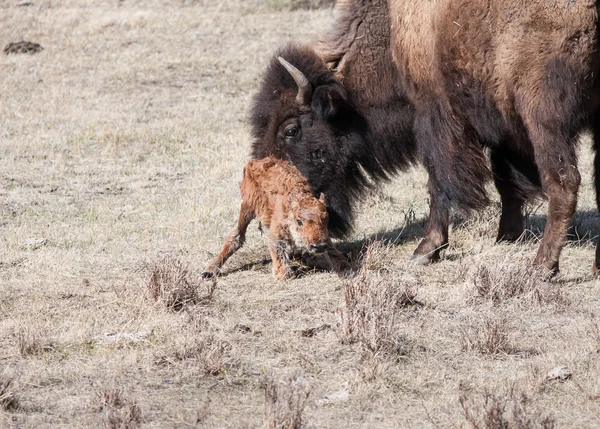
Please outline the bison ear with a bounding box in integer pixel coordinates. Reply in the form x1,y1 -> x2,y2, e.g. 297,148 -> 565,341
319,193 -> 326,204
311,84 -> 346,121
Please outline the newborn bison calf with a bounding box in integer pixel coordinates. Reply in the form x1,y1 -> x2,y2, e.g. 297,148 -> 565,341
203,157 -> 347,280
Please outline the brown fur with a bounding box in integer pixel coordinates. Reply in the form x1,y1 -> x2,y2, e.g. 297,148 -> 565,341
250,0 -> 600,273
203,157 -> 347,280
386,0 -> 600,272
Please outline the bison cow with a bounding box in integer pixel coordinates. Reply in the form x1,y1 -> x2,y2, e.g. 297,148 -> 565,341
250,0 -> 600,274
203,157 -> 347,280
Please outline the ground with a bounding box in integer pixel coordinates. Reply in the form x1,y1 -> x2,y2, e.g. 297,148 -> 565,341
1,1 -> 600,428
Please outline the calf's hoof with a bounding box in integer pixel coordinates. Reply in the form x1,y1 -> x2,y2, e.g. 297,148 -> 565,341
201,270 -> 217,279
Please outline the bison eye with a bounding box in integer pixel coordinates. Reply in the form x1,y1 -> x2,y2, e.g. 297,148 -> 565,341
296,219 -> 303,227
285,127 -> 298,138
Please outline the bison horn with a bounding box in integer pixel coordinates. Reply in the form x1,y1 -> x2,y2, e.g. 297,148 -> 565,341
278,56 -> 313,106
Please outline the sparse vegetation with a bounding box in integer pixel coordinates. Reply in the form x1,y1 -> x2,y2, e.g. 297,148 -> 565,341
146,257 -> 203,311
154,333 -> 232,376
473,263 -> 544,303
16,328 -> 53,357
460,387 -> 555,429
97,388 -> 142,429
0,376 -> 19,412
339,242 -> 417,358
2,0 -> 600,426
472,262 -> 569,309
264,371 -> 310,429
461,317 -> 513,356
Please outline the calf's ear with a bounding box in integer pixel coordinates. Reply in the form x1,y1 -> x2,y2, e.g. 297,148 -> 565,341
311,84 -> 346,121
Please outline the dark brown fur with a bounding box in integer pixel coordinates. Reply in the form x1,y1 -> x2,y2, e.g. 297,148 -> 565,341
251,0 -> 600,273
203,157 -> 347,280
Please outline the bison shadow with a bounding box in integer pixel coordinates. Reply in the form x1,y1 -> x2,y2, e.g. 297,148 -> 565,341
337,209 -> 600,262
212,209 -> 599,278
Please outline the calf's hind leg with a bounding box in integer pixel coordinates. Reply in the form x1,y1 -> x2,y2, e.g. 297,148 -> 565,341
203,202 -> 255,278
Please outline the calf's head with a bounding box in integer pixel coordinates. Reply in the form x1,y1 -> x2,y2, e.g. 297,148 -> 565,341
288,192 -> 329,254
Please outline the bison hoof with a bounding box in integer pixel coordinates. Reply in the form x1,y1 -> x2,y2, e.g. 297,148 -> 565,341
496,230 -> 525,243
532,258 -> 559,278
411,252 -> 438,265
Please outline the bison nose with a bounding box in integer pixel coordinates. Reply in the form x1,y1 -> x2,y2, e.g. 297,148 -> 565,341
310,243 -> 327,254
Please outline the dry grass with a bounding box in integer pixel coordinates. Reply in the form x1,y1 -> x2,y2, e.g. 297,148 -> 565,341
460,387 -> 555,429
97,388 -> 142,429
146,256 -> 213,311
264,371 -> 310,429
0,375 -> 19,412
154,332 -> 232,376
2,0 -> 600,427
461,317 -> 513,356
472,262 -> 570,309
339,242 -> 418,358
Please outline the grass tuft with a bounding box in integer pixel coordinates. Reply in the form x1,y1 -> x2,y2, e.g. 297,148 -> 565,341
473,263 -> 543,303
154,333 -> 232,376
98,388 -> 142,429
460,387 -> 555,429
146,257 -> 204,311
264,370 -> 310,429
461,317 -> 512,356
16,328 -> 54,357
473,263 -> 568,309
339,242 -> 418,358
0,376 -> 19,412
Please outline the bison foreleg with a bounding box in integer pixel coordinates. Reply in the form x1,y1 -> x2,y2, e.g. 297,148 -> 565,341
203,202 -> 254,278
527,129 -> 580,274
412,176 -> 449,264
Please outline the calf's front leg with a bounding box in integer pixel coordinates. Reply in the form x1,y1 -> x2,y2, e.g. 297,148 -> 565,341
203,202 -> 254,278
268,239 -> 295,280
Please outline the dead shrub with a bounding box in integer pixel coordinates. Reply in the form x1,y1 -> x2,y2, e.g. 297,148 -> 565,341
339,242 -> 417,358
0,376 -> 19,411
154,334 -> 231,376
264,370 -> 310,429
97,388 -> 142,429
146,257 -> 204,311
461,317 -> 512,356
460,387 -> 555,429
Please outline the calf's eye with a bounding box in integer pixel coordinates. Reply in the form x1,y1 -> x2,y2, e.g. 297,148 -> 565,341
296,219 -> 303,226
285,127 -> 298,137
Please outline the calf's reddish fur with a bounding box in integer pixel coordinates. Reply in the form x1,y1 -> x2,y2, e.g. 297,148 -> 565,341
203,157 -> 347,280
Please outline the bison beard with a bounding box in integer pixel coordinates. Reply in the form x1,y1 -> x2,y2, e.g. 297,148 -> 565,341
250,0 -> 600,273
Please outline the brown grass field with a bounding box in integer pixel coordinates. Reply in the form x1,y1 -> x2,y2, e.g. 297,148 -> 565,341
2,1 -> 600,427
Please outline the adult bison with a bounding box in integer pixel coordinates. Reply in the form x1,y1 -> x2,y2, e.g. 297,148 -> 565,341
250,0 -> 600,273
